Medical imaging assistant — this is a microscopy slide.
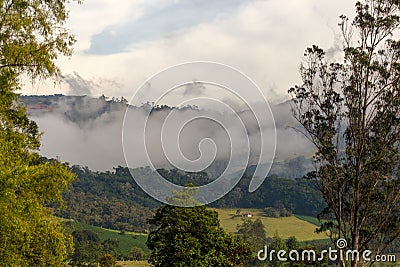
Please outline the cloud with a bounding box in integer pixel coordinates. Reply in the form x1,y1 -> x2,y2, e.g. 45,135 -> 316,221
85,0 -> 247,55
62,72 -> 94,96
25,0 -> 356,101
183,81 -> 206,96
31,96 -> 312,172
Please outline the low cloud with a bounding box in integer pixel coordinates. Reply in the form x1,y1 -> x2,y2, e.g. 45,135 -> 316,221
62,72 -> 94,96
30,96 -> 312,173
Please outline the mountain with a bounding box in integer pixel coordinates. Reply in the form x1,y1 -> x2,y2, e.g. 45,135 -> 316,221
20,94 -> 314,175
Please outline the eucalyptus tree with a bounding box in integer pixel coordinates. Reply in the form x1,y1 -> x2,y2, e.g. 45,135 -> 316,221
289,0 -> 400,266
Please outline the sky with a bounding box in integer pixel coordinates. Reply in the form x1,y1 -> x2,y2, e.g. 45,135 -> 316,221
21,0 -> 355,103
20,0 -> 359,172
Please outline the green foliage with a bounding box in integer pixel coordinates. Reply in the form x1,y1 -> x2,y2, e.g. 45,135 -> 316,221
237,218 -> 268,266
64,221 -> 149,259
0,0 -> 80,79
0,0 -> 80,265
59,165 -> 326,233
0,80 -> 75,265
213,174 -> 325,216
264,206 -> 292,218
70,230 -> 102,266
286,236 -> 300,250
288,245 -> 329,267
266,234 -> 329,267
102,238 -> 120,257
58,166 -> 155,232
127,247 -> 147,261
99,254 -> 116,267
166,183 -> 201,207
268,233 -> 288,267
146,205 -> 251,267
237,218 -> 268,252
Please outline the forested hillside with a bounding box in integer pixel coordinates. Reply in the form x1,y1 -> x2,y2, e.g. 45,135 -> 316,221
56,165 -> 325,232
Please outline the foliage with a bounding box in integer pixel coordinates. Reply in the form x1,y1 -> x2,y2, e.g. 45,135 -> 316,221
0,75 -> 75,265
288,245 -> 329,267
213,174 -> 325,216
64,221 -> 149,260
289,0 -> 400,266
99,254 -> 116,267
286,236 -> 300,250
237,218 -> 268,252
258,235 -> 330,267
0,0 -> 80,265
57,166 -> 155,232
146,204 -> 251,267
127,247 -> 147,261
58,165 -> 326,233
264,206 -> 292,218
0,0 -> 79,79
268,233 -> 288,267
70,230 -> 103,266
102,238 -> 120,258
237,218 -> 268,266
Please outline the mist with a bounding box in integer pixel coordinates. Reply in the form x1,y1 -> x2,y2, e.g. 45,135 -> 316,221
27,95 -> 313,173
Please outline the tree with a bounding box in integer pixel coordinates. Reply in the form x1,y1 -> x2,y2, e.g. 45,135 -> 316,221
237,218 -> 268,266
285,236 -> 299,251
0,77 -> 75,265
0,0 -> 80,265
102,238 -> 120,258
289,0 -> 400,266
99,254 -> 116,267
127,247 -> 147,261
0,107 -> 75,266
0,0 -> 79,78
146,204 -> 251,266
237,218 -> 268,252
268,233 -> 288,267
70,230 -> 102,266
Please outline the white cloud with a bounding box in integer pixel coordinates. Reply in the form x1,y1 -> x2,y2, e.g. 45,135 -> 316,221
66,0 -> 169,51
24,0 -> 356,102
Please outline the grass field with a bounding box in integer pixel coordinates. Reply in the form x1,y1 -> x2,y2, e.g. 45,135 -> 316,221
213,208 -> 329,241
65,209 -> 329,255
295,214 -> 326,227
65,221 -> 149,255
67,212 -> 399,266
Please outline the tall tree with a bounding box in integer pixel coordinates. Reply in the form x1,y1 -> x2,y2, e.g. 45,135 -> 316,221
289,0 -> 400,266
0,0 -> 80,265
70,230 -> 103,266
237,218 -> 267,253
237,218 -> 268,266
0,87 -> 76,265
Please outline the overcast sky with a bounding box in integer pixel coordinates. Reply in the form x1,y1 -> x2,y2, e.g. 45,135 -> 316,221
22,0 -> 355,103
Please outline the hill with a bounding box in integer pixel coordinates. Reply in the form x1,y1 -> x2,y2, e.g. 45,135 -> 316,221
64,220 -> 148,258
20,94 -> 314,175
55,165 -> 326,232
214,208 -> 329,241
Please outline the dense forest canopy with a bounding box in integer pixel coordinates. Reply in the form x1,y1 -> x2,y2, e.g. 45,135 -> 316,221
56,164 -> 326,232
